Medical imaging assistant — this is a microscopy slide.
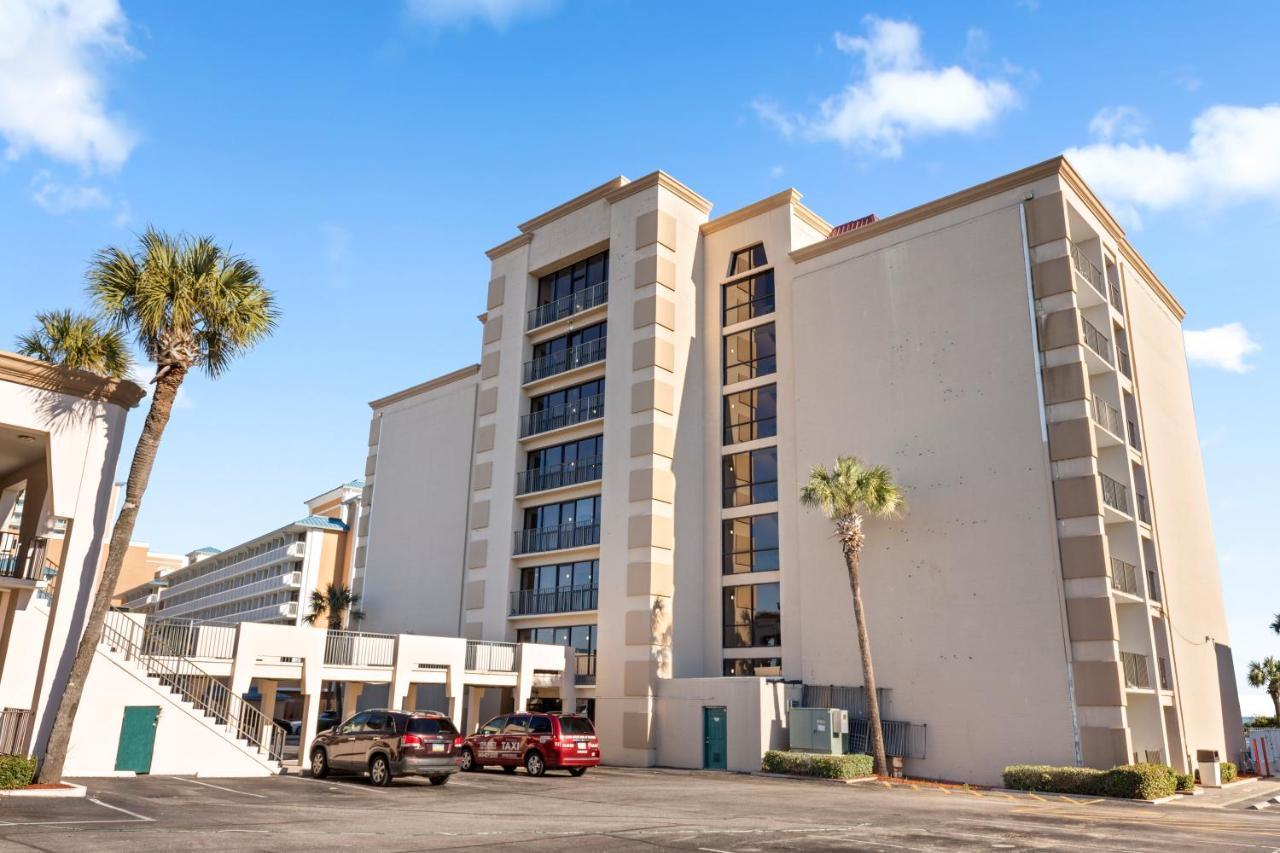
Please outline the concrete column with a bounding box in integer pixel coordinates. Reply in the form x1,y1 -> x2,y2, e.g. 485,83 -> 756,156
299,692 -> 320,768
464,686 -> 485,736
401,683 -> 418,711
0,590 -> 18,684
560,645 -> 578,714
342,682 -> 364,722
258,679 -> 279,721
446,662 -> 464,730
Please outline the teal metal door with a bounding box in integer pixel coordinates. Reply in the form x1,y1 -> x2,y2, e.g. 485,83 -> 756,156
115,706 -> 160,773
703,707 -> 727,770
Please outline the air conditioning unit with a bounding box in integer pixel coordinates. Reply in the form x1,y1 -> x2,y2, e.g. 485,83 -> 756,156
788,707 -> 849,754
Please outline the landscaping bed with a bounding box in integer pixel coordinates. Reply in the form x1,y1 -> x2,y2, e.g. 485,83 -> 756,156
1003,762 -> 1210,802
762,750 -> 875,781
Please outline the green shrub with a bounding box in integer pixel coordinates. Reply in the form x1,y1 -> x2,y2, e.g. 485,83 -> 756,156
1174,772 -> 1194,792
0,755 -> 36,790
1002,765 -> 1104,795
1098,764 -> 1177,800
1221,761 -> 1237,783
762,750 -> 874,779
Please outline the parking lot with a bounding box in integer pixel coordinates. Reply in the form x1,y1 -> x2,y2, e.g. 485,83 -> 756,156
2,768 -> 1279,852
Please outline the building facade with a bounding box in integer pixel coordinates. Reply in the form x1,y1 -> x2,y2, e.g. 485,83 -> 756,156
358,158 -> 1241,783
120,481 -> 363,626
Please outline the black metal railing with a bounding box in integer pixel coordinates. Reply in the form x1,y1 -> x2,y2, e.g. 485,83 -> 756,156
848,718 -> 928,760
520,394 -> 605,438
510,584 -> 598,616
527,281 -> 609,331
523,337 -> 607,384
575,652 -> 597,685
515,458 -> 602,495
801,684 -> 892,720
0,533 -> 46,581
1069,242 -> 1107,298
1100,474 -> 1130,515
512,521 -> 600,555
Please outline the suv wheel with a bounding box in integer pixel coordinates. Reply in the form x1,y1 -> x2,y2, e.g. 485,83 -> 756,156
369,754 -> 393,787
460,747 -> 477,772
525,751 -> 546,777
310,747 -> 330,779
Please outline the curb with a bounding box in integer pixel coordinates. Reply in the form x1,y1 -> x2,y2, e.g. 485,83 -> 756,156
755,772 -> 878,786
0,782 -> 87,799
992,787 -> 1176,806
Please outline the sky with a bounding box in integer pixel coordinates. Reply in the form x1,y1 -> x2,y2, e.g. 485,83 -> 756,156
0,1 -> 1277,715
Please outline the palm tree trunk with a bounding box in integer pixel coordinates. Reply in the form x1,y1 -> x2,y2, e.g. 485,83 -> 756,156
845,546 -> 888,776
1272,687 -> 1280,723
38,367 -> 187,783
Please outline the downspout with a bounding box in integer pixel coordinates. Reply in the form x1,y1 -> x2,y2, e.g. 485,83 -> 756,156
1020,199 -> 1084,766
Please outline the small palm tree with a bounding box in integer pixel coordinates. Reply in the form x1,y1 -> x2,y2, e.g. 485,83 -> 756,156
1248,658 -> 1280,722
17,309 -> 132,378
800,456 -> 905,776
305,583 -> 363,630
33,229 -> 277,784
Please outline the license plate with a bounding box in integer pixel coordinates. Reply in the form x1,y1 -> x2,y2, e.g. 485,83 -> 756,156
577,742 -> 587,751
431,743 -> 446,753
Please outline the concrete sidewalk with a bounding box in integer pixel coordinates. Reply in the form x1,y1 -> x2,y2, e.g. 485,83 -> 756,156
1168,778 -> 1280,810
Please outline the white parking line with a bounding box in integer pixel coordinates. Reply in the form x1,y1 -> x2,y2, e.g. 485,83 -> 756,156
0,797 -> 154,827
173,777 -> 269,799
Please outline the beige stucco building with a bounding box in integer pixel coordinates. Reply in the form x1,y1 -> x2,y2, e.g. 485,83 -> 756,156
357,157 -> 1241,783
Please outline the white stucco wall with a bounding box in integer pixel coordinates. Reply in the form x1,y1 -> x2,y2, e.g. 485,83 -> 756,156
653,677 -> 790,773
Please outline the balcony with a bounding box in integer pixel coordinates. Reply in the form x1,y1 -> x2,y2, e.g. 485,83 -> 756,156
1136,493 -> 1151,524
1147,568 -> 1162,602
1081,317 -> 1113,364
1100,473 -> 1130,515
512,521 -> 600,556
466,640 -> 516,672
1110,557 -> 1140,596
526,281 -> 608,332
1069,242 -> 1107,300
520,394 -> 604,438
575,651 -> 597,685
523,337 -> 607,385
324,629 -> 396,667
161,541 -> 305,598
1107,275 -> 1124,314
157,571 -> 303,620
1121,651 -> 1152,689
1117,344 -> 1132,378
516,458 -> 602,496
1092,395 -> 1125,439
0,533 -> 46,582
509,584 -> 598,617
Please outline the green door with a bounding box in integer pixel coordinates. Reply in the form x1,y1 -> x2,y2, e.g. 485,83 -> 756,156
115,706 -> 160,773
703,706 -> 727,770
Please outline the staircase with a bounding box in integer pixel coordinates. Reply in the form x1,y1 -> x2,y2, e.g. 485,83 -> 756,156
100,612 -> 287,774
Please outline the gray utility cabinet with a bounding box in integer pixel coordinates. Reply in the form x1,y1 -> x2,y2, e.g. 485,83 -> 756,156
788,707 -> 849,754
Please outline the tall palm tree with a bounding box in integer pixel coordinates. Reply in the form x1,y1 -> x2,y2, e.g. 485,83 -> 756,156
16,309 -> 132,378
305,583 -> 363,630
34,229 -> 277,784
1248,658 -> 1280,722
800,456 -> 906,776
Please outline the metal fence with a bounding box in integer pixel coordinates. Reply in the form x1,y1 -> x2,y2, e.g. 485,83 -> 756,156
466,640 -> 516,672
1100,474 -> 1130,514
324,629 -> 396,667
523,337 -> 607,384
141,617 -> 237,659
509,584 -> 598,616
848,718 -> 928,760
527,281 -> 608,331
0,707 -> 32,755
1081,317 -> 1113,363
1069,242 -> 1107,297
0,533 -> 46,581
802,684 -> 891,720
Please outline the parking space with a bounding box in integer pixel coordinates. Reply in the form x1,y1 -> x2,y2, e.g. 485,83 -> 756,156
1,768 -> 1278,851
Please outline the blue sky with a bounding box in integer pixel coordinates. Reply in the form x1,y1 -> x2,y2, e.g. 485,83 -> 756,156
1,1 -> 1277,713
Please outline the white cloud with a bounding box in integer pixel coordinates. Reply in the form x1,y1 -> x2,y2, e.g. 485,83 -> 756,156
1184,322 -> 1261,373
756,17 -> 1018,158
0,0 -> 136,171
30,171 -> 108,212
405,0 -> 556,29
1087,106 -> 1147,141
1066,104 -> 1280,211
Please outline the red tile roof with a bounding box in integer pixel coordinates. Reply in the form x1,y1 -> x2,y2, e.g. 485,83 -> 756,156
829,214 -> 878,237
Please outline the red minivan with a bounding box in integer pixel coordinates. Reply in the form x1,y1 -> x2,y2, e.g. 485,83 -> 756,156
460,712 -> 600,776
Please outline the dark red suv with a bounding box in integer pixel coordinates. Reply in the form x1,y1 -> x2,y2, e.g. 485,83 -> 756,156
310,709 -> 462,786
460,712 -> 599,776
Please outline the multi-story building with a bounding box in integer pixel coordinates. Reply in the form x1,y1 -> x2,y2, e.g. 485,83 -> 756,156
357,157 -> 1241,783
120,481 -> 363,626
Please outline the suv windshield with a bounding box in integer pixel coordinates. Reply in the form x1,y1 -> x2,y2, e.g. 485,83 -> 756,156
558,716 -> 595,736
408,717 -> 459,735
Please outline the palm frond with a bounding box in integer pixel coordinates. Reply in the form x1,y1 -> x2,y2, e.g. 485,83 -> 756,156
15,309 -> 133,379
801,455 -> 906,521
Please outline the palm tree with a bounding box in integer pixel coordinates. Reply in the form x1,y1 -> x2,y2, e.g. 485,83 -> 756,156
800,456 -> 906,776
1271,613 -> 1279,636
305,583 -> 363,630
17,309 -> 132,378
1248,658 -> 1280,722
33,229 -> 276,784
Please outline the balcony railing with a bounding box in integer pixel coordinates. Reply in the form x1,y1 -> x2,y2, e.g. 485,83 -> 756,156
140,617 -> 237,659
1117,344 -> 1132,378
1110,558 -> 1140,596
325,629 -> 396,667
575,651 -> 597,685
1070,242 -> 1107,298
1092,395 -> 1124,437
1158,656 -> 1171,690
1121,651 -> 1152,689
523,337 -> 607,384
520,394 -> 605,438
512,521 -> 600,555
515,458 -> 602,496
1147,568 -> 1162,602
1081,317 -> 1113,363
466,640 -> 516,672
509,584 -> 599,616
527,281 -> 609,331
1136,493 -> 1150,524
1100,474 -> 1130,515
0,533 -> 46,582
1108,277 -> 1124,313
157,571 -> 303,619
161,541 -> 305,598
1127,418 -> 1141,451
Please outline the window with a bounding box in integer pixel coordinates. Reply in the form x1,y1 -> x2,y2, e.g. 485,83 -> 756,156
366,712 -> 393,732
723,384 -> 777,445
723,658 -> 782,677
727,244 -> 767,277
723,323 -> 776,385
528,378 -> 605,417
723,270 -> 775,326
339,711 -> 371,734
479,716 -> 507,735
526,322 -> 607,381
558,717 -> 596,735
722,447 -> 778,508
537,251 -> 609,307
522,496 -> 600,532
723,582 -> 781,648
518,625 -> 597,658
408,717 -> 459,735
523,435 -> 603,493
529,716 -> 553,734
723,513 -> 779,574
519,560 -> 598,593
503,715 -> 530,734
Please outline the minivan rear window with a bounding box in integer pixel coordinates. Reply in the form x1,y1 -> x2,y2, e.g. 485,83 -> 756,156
558,716 -> 595,736
408,717 -> 459,736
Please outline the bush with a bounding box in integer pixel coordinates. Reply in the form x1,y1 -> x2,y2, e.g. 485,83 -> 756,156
1002,762 -> 1176,800
762,750 -> 874,779
1221,761 -> 1237,783
0,755 -> 36,790
1175,772 -> 1194,792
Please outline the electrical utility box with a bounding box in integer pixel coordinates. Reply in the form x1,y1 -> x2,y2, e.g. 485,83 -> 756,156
788,707 -> 849,754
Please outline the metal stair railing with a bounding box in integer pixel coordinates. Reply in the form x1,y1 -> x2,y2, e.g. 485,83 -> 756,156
101,612 -> 286,762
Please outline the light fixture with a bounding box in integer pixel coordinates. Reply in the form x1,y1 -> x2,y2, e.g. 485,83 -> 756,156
16,434 -> 35,442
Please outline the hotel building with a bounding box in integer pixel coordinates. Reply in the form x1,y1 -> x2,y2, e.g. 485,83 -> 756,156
356,157 -> 1241,783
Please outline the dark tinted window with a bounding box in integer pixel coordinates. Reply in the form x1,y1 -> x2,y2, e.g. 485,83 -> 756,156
723,657 -> 782,676
408,717 -> 459,735
366,712 -> 393,732
723,384 -> 777,445
727,244 -> 767,277
537,250 -> 609,306
529,716 -> 553,734
558,716 -> 596,736
723,582 -> 781,648
504,715 -> 530,734
723,513 -> 780,574
479,715 -> 507,735
723,323 -> 776,384
723,270 -> 775,326
722,447 -> 778,508
339,711 -> 370,734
